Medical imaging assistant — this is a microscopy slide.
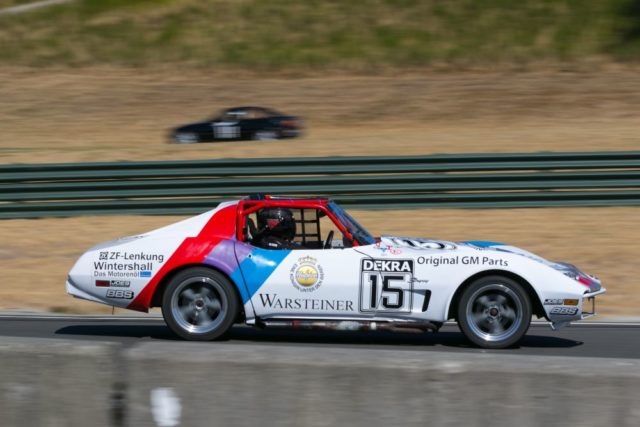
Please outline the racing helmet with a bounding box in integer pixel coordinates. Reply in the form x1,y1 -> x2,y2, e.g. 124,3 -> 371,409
257,207 -> 296,241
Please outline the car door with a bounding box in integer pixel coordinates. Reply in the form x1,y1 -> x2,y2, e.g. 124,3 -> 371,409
234,204 -> 374,320
211,120 -> 240,140
236,242 -> 370,320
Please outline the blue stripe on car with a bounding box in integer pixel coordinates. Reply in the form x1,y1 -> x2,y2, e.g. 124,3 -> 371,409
463,241 -> 505,247
233,248 -> 291,303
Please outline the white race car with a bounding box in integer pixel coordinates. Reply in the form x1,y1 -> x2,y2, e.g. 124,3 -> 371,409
67,195 -> 605,348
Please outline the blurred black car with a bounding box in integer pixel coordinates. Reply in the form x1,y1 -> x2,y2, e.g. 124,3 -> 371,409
171,106 -> 303,143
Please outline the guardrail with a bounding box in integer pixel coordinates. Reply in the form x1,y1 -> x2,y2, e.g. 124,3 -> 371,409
1,151 -> 639,218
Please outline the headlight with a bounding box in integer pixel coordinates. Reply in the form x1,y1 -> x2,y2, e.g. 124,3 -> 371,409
562,270 -> 579,280
554,262 -> 601,292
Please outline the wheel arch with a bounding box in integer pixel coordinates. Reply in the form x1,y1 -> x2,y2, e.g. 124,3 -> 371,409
446,269 -> 546,321
150,263 -> 246,321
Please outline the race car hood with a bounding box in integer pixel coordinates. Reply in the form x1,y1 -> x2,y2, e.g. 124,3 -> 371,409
379,235 -> 601,292
466,240 -> 602,292
459,240 -> 550,264
172,122 -> 207,132
380,235 -> 548,263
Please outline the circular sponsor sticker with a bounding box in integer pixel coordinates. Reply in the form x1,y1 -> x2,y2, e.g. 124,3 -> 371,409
290,256 -> 324,292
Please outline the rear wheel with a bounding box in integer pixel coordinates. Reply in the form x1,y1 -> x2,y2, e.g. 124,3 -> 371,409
457,275 -> 531,349
162,267 -> 239,341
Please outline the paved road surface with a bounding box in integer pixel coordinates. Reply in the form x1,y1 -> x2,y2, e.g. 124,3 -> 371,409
0,315 -> 637,359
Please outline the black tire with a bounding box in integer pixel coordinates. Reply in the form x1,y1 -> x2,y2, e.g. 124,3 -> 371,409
161,267 -> 239,341
457,275 -> 531,349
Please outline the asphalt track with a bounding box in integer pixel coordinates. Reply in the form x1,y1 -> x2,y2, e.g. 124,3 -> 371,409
0,315 -> 638,359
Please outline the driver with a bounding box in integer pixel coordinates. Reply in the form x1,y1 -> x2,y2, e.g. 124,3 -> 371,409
252,207 -> 300,249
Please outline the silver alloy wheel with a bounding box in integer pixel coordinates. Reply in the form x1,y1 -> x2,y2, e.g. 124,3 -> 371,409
253,130 -> 277,140
170,276 -> 227,334
465,283 -> 523,343
174,133 -> 198,143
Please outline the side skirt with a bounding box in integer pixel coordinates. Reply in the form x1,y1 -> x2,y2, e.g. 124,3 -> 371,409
255,318 -> 443,333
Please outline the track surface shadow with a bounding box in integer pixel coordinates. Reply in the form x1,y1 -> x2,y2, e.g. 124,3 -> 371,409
56,324 -> 179,340
55,323 -> 582,350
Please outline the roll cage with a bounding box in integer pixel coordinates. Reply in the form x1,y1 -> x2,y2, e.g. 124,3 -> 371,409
235,197 -> 369,247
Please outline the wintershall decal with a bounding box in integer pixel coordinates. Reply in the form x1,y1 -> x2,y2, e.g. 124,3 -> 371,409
94,261 -> 154,271
258,293 -> 354,312
93,251 -> 165,278
290,256 -> 324,292
93,263 -> 155,278
416,256 -> 508,267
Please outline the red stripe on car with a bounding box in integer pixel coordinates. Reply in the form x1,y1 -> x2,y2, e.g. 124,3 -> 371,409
126,205 -> 237,312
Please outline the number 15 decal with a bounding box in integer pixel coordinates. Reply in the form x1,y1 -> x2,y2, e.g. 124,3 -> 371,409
359,259 -> 414,313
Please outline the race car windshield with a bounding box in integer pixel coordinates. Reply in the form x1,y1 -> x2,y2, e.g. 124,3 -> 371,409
328,202 -> 375,246
219,111 -> 246,121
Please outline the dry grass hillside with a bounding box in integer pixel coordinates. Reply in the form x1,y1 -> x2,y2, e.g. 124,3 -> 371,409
1,66 -> 639,164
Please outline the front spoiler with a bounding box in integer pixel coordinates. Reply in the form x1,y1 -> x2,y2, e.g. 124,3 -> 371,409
581,288 -> 607,319
550,288 -> 606,330
66,279 -> 105,305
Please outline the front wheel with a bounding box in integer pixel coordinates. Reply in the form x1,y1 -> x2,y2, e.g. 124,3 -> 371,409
252,130 -> 278,141
162,267 -> 239,341
173,132 -> 199,144
457,275 -> 531,349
